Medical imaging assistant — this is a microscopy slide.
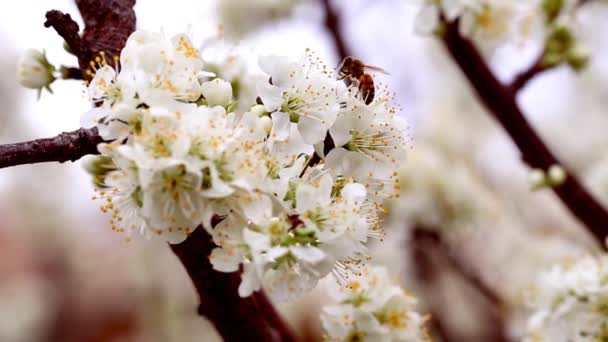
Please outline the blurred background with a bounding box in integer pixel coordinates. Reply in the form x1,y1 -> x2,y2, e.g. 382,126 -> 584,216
0,0 -> 607,341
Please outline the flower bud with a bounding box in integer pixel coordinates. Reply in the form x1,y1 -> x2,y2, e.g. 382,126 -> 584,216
566,45 -> 590,72
258,115 -> 272,135
250,104 -> 268,117
547,164 -> 567,186
16,49 -> 56,93
542,0 -> 564,21
201,78 -> 233,107
528,168 -> 547,190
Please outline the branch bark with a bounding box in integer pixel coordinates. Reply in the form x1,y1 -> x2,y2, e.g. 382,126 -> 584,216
45,0 -> 136,81
441,19 -> 608,248
170,226 -> 297,342
0,128 -> 103,169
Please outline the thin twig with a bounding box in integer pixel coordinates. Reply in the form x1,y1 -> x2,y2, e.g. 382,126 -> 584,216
509,53 -> 550,92
0,128 -> 103,169
441,19 -> 608,248
44,11 -> 83,57
61,66 -> 84,80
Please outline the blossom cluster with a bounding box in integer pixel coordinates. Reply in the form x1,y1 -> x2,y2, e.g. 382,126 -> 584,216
524,255 -> 608,341
321,265 -> 430,341
82,30 -> 408,302
414,0 -> 589,61
386,144 -> 499,232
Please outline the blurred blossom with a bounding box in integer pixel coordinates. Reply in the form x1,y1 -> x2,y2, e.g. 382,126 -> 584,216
524,255 -> 608,341
387,143 -> 499,233
321,265 -> 430,341
217,0 -> 300,38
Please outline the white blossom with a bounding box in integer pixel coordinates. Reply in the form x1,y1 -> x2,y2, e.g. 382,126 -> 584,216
257,54 -> 341,144
201,78 -> 233,107
524,255 -> 608,342
16,49 -> 55,93
321,265 -> 430,342
84,30 -> 408,306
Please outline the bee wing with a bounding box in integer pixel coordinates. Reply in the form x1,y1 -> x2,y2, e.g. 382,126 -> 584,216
364,65 -> 390,75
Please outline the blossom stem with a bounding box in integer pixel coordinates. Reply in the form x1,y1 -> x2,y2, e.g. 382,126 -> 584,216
509,53 -> 550,92
320,0 -> 351,61
170,226 -> 298,342
61,66 -> 84,80
0,128 -> 104,169
441,19 -> 608,248
410,227 -> 511,342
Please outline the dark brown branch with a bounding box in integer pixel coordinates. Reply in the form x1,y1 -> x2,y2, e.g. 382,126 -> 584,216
45,1 -> 136,81
320,0 -> 351,61
61,66 -> 84,80
441,19 -> 608,248
170,226 -> 298,342
0,128 -> 103,169
75,0 -> 136,77
44,11 -> 83,57
509,53 -> 550,92
410,227 -> 511,342
253,291 -> 298,341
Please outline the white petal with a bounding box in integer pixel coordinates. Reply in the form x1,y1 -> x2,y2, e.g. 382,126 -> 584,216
258,55 -> 291,87
298,116 -> 329,145
340,183 -> 367,203
209,247 -> 241,272
269,112 -> 291,142
238,263 -> 262,297
201,78 -> 233,107
290,245 -> 325,263
442,0 -> 464,20
414,5 -> 440,35
243,228 -> 270,254
267,246 -> 289,260
256,81 -> 283,112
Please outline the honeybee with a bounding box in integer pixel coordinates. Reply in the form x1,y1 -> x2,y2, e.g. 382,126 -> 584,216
337,57 -> 388,105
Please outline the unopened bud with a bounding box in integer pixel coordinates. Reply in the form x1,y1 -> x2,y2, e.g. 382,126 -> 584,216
17,49 -> 56,96
529,168 -> 547,190
566,45 -> 590,72
547,164 -> 567,186
251,104 -> 268,117
201,78 -> 233,107
258,115 -> 273,135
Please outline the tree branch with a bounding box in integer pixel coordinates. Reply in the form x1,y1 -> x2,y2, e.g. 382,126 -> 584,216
0,128 -> 103,169
44,10 -> 83,57
170,226 -> 298,342
441,19 -> 608,248
410,226 -> 511,342
24,3 -> 299,341
45,0 -> 136,81
320,0 -> 351,61
509,53 -> 551,92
